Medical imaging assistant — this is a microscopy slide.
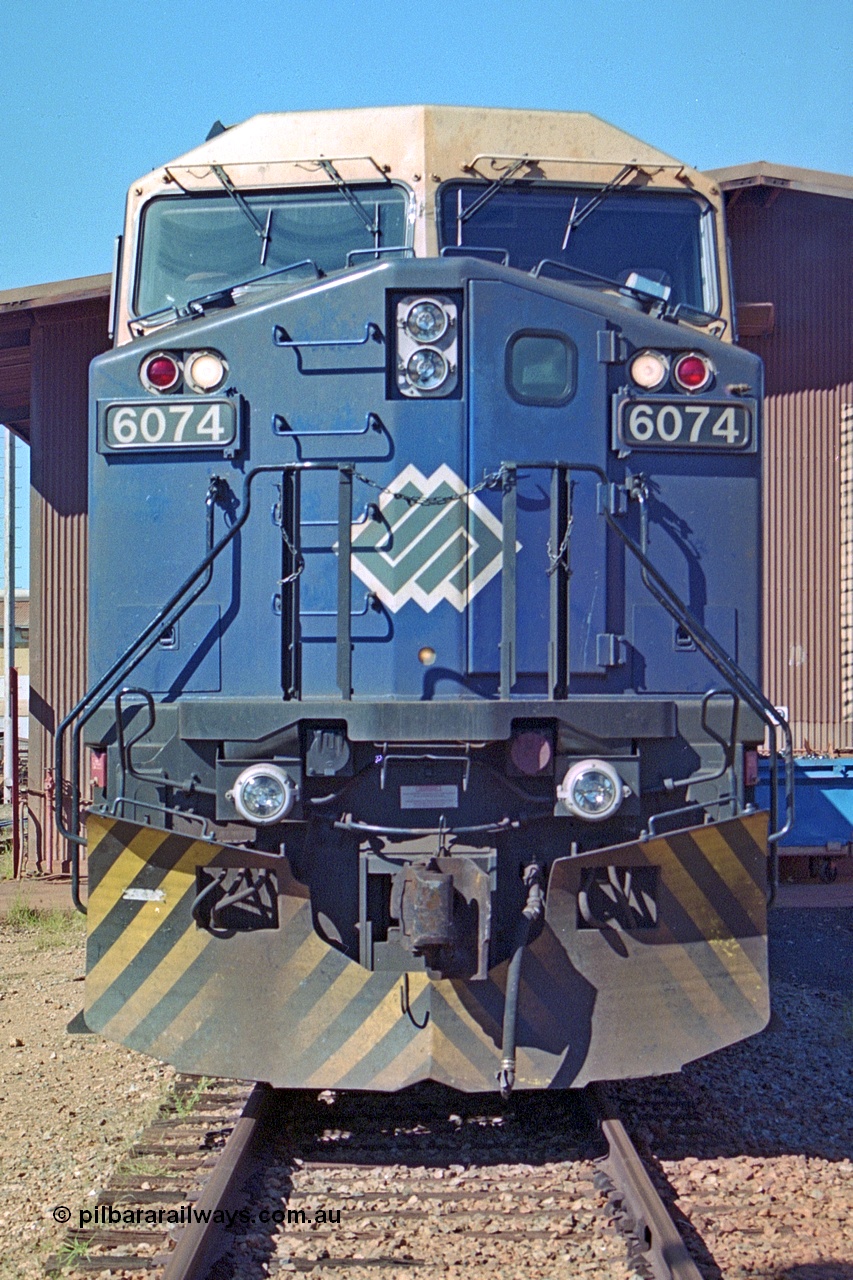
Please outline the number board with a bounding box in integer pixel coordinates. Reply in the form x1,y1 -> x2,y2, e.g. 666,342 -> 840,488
614,397 -> 755,452
101,400 -> 237,451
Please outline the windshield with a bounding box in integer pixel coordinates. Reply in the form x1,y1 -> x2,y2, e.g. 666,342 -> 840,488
135,183 -> 410,316
438,182 -> 718,315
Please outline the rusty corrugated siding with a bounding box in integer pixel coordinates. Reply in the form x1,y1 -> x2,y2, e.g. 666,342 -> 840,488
27,300 -> 109,872
725,185 -> 853,752
762,385 -> 853,752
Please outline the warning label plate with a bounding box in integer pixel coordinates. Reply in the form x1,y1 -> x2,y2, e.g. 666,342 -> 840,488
399,785 -> 459,810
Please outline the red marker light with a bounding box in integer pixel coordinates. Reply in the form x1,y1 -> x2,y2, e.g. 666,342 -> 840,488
90,748 -> 107,790
673,353 -> 712,391
141,353 -> 181,391
510,731 -> 553,776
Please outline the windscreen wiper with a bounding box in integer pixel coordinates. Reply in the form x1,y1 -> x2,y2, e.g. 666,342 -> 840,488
316,159 -> 379,240
560,164 -> 641,250
455,157 -> 530,241
211,165 -> 273,265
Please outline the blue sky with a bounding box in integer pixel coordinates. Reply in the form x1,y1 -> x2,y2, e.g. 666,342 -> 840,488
1,0 -> 851,292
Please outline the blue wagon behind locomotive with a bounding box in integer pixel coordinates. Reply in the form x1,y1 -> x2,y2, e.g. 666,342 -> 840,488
59,107 -> 791,1093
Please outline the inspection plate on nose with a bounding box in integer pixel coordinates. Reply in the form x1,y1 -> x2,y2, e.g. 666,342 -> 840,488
400,784 -> 459,810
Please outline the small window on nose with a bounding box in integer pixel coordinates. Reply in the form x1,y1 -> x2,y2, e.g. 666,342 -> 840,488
507,331 -> 576,406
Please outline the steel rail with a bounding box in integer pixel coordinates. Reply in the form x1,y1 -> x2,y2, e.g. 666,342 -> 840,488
589,1086 -> 703,1280
160,1082 -> 274,1280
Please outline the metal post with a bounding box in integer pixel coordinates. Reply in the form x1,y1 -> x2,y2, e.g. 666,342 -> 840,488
9,669 -> 20,877
3,428 -> 16,808
500,466 -> 517,699
336,468 -> 353,699
548,466 -> 570,699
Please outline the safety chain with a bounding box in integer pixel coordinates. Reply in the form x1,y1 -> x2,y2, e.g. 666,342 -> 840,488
278,519 -> 306,585
546,516 -> 574,578
351,465 -> 509,509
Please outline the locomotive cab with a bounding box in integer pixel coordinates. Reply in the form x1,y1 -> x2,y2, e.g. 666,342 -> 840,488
64,107 -> 791,1093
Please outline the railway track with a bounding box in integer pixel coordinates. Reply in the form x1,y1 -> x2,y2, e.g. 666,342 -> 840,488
48,1080 -> 701,1280
45,1078 -> 265,1277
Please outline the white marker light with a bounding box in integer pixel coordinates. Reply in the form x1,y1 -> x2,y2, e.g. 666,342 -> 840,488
185,351 -> 227,393
629,350 -> 669,391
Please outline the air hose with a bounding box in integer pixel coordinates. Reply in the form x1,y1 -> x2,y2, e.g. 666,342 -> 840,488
497,861 -> 544,1099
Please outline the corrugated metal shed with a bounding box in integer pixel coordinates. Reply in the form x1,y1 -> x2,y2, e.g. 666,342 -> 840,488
0,275 -> 111,872
709,162 -> 853,753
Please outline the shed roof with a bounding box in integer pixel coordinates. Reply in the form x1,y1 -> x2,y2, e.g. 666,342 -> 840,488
0,274 -> 110,442
707,161 -> 853,202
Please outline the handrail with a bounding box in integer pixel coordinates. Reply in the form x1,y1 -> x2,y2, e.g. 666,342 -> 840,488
128,259 -> 323,335
509,460 -> 794,877
272,321 -> 382,349
54,461 -> 345,911
440,246 -> 511,266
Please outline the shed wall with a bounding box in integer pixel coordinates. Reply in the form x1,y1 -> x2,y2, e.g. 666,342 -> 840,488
27,300 -> 109,872
725,187 -> 853,753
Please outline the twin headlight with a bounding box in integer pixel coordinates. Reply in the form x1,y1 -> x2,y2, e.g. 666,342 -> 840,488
395,295 -> 459,398
557,758 -> 629,822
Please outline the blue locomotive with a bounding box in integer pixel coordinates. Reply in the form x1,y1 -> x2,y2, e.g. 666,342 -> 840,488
59,107 -> 791,1092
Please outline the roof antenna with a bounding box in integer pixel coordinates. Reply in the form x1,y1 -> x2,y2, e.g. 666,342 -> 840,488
206,120 -> 228,141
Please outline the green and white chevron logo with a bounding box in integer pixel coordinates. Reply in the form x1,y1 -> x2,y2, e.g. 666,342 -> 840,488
351,464 -> 516,613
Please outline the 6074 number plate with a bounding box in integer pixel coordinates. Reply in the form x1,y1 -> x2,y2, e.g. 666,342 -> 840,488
615,397 -> 754,452
102,399 -> 237,451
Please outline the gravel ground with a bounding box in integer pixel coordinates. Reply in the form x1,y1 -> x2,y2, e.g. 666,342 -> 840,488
613,907 -> 853,1279
0,914 -> 176,1280
0,903 -> 849,1279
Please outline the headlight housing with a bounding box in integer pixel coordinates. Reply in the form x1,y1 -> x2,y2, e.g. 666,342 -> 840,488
395,294 -> 459,398
406,348 -> 448,391
557,758 -> 626,822
228,763 -> 298,825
